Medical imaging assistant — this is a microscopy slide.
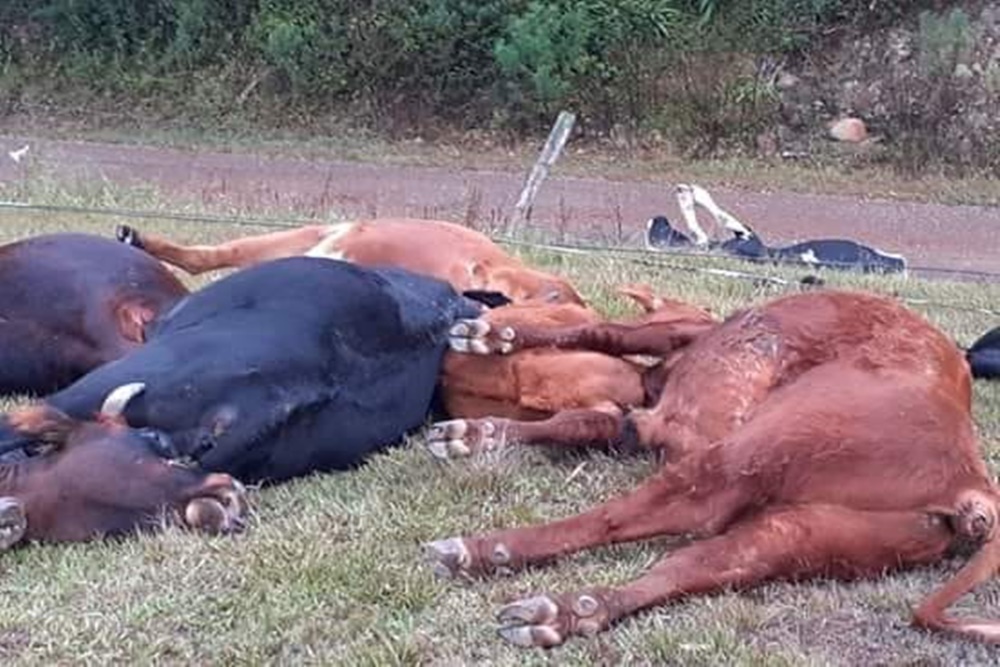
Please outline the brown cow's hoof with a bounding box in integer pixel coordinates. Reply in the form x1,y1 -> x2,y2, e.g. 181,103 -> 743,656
0,497 -> 27,551
425,418 -> 507,459
448,319 -> 517,355
115,224 -> 143,249
497,591 -> 613,648
183,477 -> 248,535
423,537 -> 475,580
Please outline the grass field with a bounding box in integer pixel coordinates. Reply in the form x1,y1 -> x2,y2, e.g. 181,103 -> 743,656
1,175 -> 999,666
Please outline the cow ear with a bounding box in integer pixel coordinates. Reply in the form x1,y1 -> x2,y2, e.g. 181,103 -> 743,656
7,405 -> 78,447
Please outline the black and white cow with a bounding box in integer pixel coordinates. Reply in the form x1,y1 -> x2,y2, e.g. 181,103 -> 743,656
645,184 -> 907,274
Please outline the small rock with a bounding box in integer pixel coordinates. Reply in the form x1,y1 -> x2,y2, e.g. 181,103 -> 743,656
828,117 -> 868,143
954,63 -> 974,79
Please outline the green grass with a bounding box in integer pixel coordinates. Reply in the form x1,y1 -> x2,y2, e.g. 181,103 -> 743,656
1,175 -> 1000,665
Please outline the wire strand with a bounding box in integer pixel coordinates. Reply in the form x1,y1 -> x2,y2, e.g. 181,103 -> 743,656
1,199 -> 997,317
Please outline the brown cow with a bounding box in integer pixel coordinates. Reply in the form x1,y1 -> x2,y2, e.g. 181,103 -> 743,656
116,218 -> 584,306
0,233 -> 188,395
0,384 -> 247,550
432,285 -> 717,456
425,290 -> 1000,647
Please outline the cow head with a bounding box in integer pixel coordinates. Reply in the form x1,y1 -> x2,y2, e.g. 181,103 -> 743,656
0,383 -> 247,547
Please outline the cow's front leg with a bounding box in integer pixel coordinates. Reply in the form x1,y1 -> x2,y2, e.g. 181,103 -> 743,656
176,473 -> 249,535
425,409 -> 628,460
0,497 -> 27,550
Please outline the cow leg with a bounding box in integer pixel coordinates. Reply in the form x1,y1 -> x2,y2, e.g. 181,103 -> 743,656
449,319 -> 714,357
175,473 -> 249,535
425,407 -> 629,459
492,504 -> 954,648
425,455 -> 750,578
115,225 -> 329,275
0,497 -> 27,550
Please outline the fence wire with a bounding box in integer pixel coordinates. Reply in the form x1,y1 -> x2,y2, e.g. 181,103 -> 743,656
1,199 -> 998,318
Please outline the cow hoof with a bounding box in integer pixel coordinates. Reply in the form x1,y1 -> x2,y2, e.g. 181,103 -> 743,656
0,497 -> 27,551
115,224 -> 143,249
184,477 -> 248,535
497,591 -> 611,648
423,537 -> 473,579
447,319 -> 518,355
497,595 -> 566,648
425,419 -> 506,459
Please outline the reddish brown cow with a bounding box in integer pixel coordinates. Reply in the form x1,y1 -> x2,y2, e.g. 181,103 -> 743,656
0,384 -> 247,551
425,290 -> 1000,648
116,218 -> 584,306
432,285 -> 717,456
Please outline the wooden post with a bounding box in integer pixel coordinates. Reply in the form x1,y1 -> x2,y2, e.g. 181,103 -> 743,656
510,110 -> 576,234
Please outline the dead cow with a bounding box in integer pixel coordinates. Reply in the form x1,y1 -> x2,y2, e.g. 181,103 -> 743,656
426,290 -> 1000,648
0,384 -> 246,551
434,284 -> 716,454
116,218 -> 583,306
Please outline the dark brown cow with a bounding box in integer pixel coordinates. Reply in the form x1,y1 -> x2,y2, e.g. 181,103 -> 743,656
116,218 -> 584,306
0,384 -> 246,550
0,233 -> 188,395
432,285 -> 717,456
425,290 -> 1000,647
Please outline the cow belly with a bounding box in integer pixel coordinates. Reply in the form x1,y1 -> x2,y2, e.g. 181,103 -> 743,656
207,353 -> 444,483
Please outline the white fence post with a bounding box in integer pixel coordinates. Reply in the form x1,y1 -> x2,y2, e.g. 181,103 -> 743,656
510,110 -> 576,234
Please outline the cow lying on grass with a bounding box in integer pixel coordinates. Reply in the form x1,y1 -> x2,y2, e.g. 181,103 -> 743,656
116,217 -> 583,306
646,184 -> 907,274
0,385 -> 246,551
426,289 -> 999,648
0,233 -> 188,395
2,257 -> 481,485
433,284 -> 716,456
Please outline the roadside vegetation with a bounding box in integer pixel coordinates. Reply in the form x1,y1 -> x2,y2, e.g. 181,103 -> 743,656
3,1 -> 999,183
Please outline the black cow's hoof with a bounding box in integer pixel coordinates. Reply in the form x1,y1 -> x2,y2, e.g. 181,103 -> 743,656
115,224 -> 143,249
0,497 -> 27,551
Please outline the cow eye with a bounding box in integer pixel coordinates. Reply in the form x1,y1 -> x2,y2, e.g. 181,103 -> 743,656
136,428 -> 178,459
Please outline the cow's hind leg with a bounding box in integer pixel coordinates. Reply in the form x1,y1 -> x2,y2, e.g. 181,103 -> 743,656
449,319 -> 714,357
493,504 -> 953,648
426,407 -> 632,459
116,225 -> 330,274
0,497 -> 27,551
425,455 -> 751,578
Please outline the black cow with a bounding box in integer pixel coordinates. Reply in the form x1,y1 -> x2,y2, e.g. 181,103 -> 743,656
1,257 -> 481,484
967,326 -> 1000,380
0,233 -> 188,395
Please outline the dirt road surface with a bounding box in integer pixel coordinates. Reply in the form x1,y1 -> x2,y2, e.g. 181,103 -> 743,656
1,136 -> 997,277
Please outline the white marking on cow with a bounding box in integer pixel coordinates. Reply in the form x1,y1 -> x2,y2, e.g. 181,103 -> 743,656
675,184 -> 710,246
304,222 -> 357,261
688,184 -> 755,239
799,249 -> 820,265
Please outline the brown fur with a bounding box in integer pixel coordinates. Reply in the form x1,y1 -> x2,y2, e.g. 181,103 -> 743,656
439,287 -> 716,424
125,218 -> 584,306
427,290 -> 1000,647
0,407 -> 246,546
